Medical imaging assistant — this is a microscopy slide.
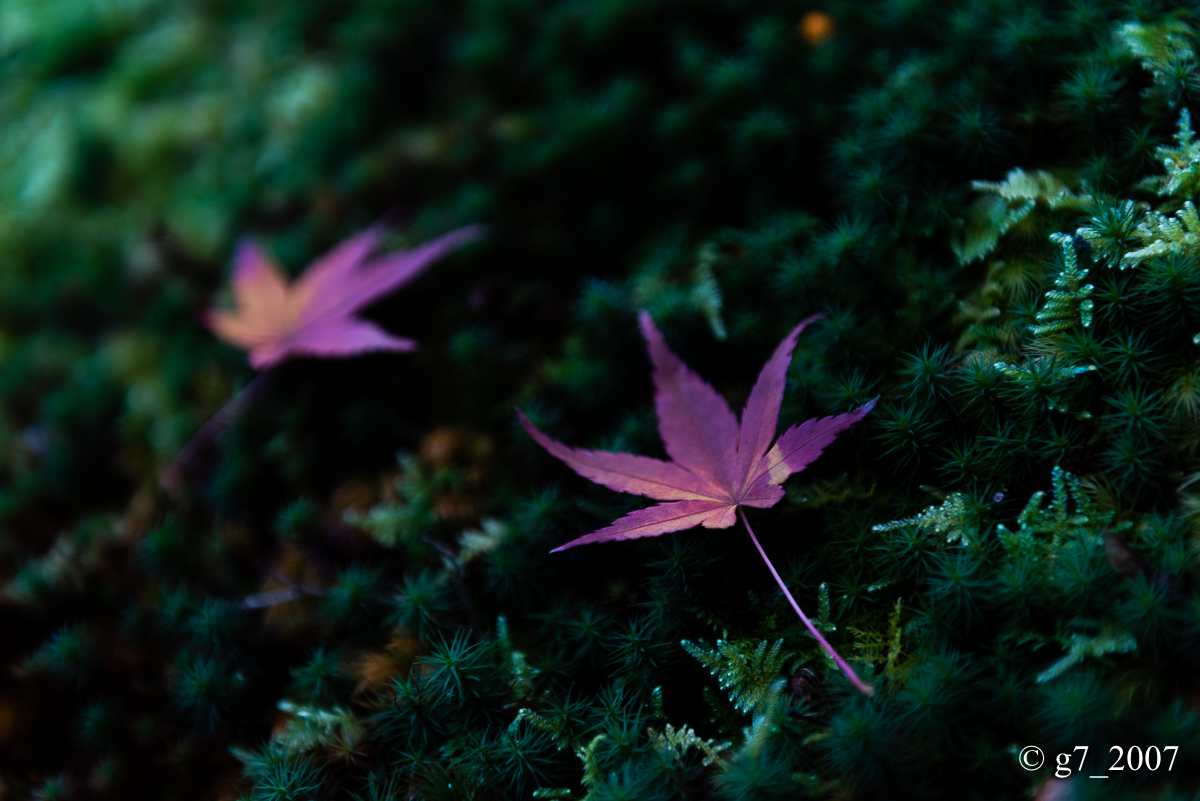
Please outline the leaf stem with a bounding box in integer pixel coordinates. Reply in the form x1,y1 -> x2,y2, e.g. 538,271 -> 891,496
739,507 -> 874,696
160,369 -> 275,493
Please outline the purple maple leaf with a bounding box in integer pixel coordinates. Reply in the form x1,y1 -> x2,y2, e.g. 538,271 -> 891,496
208,224 -> 482,368
519,311 -> 876,694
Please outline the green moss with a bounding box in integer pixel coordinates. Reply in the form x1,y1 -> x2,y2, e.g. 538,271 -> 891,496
3,0 -> 1200,798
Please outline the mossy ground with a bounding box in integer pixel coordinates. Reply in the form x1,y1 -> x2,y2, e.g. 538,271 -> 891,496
2,1 -> 1200,799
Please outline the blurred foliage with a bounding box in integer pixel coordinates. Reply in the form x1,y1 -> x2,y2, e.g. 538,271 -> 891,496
2,0 -> 1200,799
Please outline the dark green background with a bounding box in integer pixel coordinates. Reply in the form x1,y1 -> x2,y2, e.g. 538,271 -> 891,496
1,1 -> 1199,798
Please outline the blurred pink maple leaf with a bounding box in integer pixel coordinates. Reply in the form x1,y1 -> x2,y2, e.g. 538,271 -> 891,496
519,311 -> 876,693
163,223 -> 481,492
207,224 -> 482,368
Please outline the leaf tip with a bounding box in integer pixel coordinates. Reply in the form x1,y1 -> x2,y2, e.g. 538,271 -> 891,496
636,308 -> 657,340
232,239 -> 272,278
457,222 -> 488,242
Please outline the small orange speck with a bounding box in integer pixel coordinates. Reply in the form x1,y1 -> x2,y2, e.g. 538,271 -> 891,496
799,11 -> 836,46
420,427 -> 461,466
